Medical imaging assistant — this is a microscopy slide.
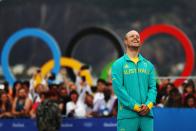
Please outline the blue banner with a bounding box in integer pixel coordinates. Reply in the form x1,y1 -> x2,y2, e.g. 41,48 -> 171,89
0,108 -> 195,131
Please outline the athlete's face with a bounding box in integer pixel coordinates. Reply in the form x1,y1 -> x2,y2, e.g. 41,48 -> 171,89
124,30 -> 141,48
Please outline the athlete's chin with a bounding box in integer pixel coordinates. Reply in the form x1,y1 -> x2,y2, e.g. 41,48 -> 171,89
128,43 -> 140,47
128,45 -> 141,48
132,45 -> 140,48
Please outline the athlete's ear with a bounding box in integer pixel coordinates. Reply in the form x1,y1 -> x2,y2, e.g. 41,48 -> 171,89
124,36 -> 128,45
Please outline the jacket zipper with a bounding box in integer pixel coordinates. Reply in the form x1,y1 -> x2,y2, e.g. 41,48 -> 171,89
135,63 -> 143,104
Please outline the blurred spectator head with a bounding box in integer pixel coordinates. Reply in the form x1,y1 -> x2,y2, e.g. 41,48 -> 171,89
18,87 -> 27,99
106,82 -> 112,90
35,84 -> 47,94
91,86 -> 97,94
48,88 -> 59,101
80,76 -> 86,85
97,79 -> 106,92
0,84 -> 5,95
78,65 -> 90,77
34,69 -> 41,75
12,80 -> 22,98
184,94 -> 196,108
0,91 -> 9,104
161,79 -> 170,87
59,67 -> 66,74
85,93 -> 93,108
0,91 -> 12,117
166,83 -> 176,95
32,69 -> 42,80
68,82 -> 77,91
166,88 -> 182,107
40,92 -> 47,102
59,86 -> 68,97
48,84 -> 59,90
77,76 -> 87,88
104,87 -> 112,102
70,90 -> 78,103
2,81 -> 9,94
47,72 -> 56,84
22,80 -> 30,93
183,80 -> 195,94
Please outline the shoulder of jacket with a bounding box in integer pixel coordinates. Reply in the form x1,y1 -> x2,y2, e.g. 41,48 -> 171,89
142,57 -> 154,68
112,56 -> 125,66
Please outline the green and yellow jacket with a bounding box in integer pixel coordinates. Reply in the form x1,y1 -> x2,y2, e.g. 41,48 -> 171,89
112,54 -> 157,120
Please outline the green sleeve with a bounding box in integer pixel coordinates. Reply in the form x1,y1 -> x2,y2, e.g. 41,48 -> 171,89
145,65 -> 157,106
112,62 -> 140,110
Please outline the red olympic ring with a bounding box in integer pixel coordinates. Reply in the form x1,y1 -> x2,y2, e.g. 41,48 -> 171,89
140,24 -> 195,87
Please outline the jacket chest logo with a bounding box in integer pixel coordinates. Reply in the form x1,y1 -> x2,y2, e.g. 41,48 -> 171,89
124,68 -> 150,75
124,64 -> 129,69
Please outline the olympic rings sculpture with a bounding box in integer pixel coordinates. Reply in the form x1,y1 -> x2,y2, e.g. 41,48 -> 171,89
0,25 -> 195,87
1,28 -> 61,85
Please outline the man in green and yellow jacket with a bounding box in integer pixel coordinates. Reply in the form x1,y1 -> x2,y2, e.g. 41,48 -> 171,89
112,30 -> 157,131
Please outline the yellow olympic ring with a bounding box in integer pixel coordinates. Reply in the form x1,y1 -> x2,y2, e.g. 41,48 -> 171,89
41,57 -> 93,86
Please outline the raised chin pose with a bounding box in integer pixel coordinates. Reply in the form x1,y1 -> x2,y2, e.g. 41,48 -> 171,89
112,30 -> 157,131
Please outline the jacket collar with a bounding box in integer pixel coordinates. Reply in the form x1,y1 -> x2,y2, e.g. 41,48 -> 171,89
124,53 -> 144,62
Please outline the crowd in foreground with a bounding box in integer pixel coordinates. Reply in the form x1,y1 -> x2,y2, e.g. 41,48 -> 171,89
0,67 -> 195,119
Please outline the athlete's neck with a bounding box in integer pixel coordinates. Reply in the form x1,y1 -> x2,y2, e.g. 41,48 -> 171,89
126,47 -> 139,58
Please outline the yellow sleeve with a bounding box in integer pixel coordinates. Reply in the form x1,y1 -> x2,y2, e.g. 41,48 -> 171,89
147,102 -> 154,110
133,104 -> 141,112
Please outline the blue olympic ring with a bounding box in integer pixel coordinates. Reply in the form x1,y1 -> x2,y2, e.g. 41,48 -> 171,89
1,28 -> 61,85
